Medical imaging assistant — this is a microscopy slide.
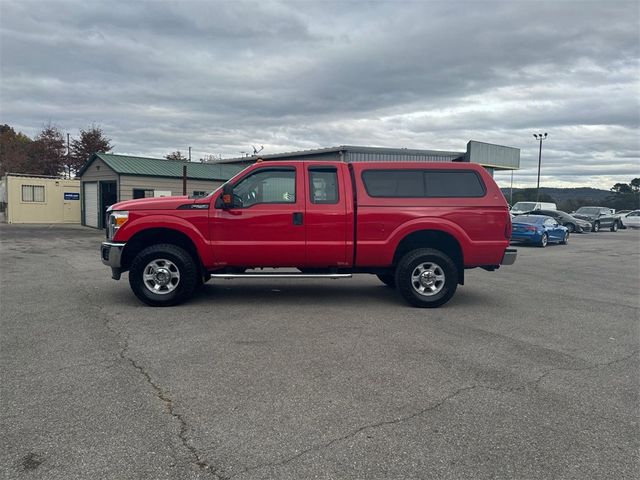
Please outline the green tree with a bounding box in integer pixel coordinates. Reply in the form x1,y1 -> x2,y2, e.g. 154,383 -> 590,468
0,125 -> 33,176
70,125 -> 113,176
165,150 -> 187,161
606,179 -> 640,211
611,183 -> 632,194
29,125 -> 66,176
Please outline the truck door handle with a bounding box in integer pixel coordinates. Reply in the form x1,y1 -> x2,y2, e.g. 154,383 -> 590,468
292,212 -> 303,225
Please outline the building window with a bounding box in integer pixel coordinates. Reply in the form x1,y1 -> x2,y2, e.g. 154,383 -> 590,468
133,189 -> 154,199
192,190 -> 209,198
22,185 -> 45,202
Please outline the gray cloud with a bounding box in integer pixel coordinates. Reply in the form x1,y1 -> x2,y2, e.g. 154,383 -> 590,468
1,0 -> 638,188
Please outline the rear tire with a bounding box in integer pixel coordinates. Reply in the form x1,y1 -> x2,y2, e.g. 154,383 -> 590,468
395,248 -> 458,308
539,233 -> 548,247
566,223 -> 575,233
593,221 -> 600,232
610,221 -> 618,232
129,244 -> 199,307
376,273 -> 396,288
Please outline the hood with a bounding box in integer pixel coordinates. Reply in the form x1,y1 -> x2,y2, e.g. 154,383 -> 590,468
573,213 -> 596,220
109,196 -> 196,211
573,217 -> 591,226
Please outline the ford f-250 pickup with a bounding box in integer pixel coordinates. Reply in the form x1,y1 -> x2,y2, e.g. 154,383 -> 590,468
101,161 -> 516,307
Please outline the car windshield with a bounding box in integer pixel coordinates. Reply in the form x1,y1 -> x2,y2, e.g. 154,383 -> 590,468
514,215 -> 545,224
512,202 -> 537,211
576,207 -> 600,214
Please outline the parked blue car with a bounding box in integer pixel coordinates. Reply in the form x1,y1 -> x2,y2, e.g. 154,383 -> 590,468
511,215 -> 569,247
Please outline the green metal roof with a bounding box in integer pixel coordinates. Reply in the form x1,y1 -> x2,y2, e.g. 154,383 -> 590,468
78,153 -> 244,180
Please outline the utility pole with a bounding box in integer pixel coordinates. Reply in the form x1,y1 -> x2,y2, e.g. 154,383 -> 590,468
67,133 -> 71,179
509,169 -> 514,206
533,133 -> 548,202
188,146 -> 191,162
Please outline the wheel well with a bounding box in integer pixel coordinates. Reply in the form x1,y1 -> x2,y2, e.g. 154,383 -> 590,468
121,228 -> 202,272
393,230 -> 464,284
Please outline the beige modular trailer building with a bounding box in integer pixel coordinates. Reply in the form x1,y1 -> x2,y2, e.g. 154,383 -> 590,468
4,174 -> 81,224
78,153 -> 243,228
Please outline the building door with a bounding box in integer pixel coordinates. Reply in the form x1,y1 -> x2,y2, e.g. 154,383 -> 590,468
83,182 -> 98,228
99,181 -> 117,228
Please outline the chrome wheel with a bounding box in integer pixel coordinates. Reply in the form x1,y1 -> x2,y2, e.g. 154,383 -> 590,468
143,259 -> 181,295
540,233 -> 548,247
411,262 -> 445,296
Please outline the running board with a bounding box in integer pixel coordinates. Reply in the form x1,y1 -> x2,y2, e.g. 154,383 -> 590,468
209,273 -> 352,279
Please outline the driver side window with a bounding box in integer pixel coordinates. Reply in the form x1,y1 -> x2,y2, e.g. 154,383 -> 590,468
233,169 -> 296,208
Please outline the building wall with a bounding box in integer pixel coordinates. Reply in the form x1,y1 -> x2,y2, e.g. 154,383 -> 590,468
81,157 -> 119,184
6,175 -> 80,224
119,176 -> 224,200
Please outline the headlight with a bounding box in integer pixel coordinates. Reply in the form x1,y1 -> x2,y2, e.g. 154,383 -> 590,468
108,211 -> 128,239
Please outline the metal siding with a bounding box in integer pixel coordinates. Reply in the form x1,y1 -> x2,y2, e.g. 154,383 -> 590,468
119,175 -> 223,201
345,151 -> 460,162
466,141 -> 520,169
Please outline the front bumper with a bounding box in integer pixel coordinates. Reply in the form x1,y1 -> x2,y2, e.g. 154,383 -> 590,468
101,242 -> 126,279
501,248 -> 517,265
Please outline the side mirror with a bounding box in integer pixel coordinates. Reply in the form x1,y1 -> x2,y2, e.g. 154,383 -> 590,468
221,183 -> 234,209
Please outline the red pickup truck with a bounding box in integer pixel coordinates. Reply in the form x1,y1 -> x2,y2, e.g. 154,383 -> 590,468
101,161 -> 516,307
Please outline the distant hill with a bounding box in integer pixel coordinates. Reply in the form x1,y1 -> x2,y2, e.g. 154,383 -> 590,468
500,187 -> 611,204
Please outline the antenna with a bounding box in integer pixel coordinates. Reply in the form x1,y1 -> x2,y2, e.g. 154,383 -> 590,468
252,145 -> 264,155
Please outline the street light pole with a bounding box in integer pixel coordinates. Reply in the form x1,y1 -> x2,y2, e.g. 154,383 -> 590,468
533,133 -> 548,202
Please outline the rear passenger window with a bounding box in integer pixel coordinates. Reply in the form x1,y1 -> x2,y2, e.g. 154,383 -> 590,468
424,171 -> 485,197
362,169 -> 485,198
361,170 -> 424,197
309,168 -> 339,204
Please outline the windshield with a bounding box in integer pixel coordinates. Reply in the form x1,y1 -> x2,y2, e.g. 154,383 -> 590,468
512,202 -> 537,211
576,207 -> 600,214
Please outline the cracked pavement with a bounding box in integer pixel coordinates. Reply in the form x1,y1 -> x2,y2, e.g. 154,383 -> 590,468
1,224 -> 638,479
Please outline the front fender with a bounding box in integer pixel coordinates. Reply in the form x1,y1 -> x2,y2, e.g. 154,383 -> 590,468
115,213 -> 213,266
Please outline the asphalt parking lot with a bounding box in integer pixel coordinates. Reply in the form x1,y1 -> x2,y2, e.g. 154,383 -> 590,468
1,224 -> 638,480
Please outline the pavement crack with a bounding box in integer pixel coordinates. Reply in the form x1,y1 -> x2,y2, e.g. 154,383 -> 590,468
232,384 -> 479,478
529,349 -> 639,390
117,339 -> 229,480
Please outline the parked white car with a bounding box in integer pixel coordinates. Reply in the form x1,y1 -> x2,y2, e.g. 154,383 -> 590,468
622,211 -> 640,228
510,201 -> 557,215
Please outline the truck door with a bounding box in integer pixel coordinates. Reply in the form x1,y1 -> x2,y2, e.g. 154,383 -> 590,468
304,164 -> 348,267
212,165 -> 306,267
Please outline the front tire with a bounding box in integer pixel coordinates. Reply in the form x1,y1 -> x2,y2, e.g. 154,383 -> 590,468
560,232 -> 569,244
395,248 -> 458,308
593,221 -> 600,232
566,223 -> 575,233
610,221 -> 618,232
129,244 -> 199,306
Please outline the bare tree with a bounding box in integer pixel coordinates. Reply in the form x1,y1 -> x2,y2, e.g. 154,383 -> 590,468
165,150 -> 187,161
